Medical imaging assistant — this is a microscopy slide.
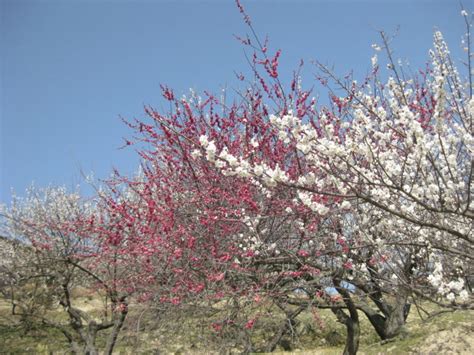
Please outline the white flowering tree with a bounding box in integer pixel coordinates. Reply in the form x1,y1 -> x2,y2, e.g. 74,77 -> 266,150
294,28 -> 473,305
202,20 -> 473,300
0,187 -> 130,355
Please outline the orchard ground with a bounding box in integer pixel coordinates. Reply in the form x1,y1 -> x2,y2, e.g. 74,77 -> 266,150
1,288 -> 473,354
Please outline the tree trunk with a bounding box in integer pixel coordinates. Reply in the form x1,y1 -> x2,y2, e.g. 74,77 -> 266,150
360,294 -> 410,340
385,300 -> 409,338
83,323 -> 99,355
344,316 -> 360,355
104,304 -> 128,355
84,342 -> 99,355
332,308 -> 360,355
263,305 -> 304,352
332,276 -> 360,355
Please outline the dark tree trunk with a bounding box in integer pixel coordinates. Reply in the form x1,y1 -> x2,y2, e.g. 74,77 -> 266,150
344,316 -> 360,355
61,282 -> 128,355
104,304 -> 128,355
332,308 -> 360,355
384,299 -> 410,338
353,255 -> 413,341
333,276 -> 360,355
360,293 -> 411,340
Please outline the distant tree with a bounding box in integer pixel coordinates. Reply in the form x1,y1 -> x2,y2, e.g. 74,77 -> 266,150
0,187 -> 129,354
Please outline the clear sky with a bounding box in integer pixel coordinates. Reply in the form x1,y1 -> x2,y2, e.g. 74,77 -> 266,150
0,0 -> 467,202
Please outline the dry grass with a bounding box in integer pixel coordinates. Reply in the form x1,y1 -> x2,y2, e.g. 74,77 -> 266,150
0,293 -> 473,354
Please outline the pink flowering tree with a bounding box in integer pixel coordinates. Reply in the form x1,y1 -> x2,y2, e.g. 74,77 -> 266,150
111,92 -> 332,351
110,33 -> 373,353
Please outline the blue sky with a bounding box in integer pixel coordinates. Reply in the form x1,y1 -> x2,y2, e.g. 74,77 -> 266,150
0,0 -> 466,202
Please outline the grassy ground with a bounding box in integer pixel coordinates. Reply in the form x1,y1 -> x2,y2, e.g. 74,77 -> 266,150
0,298 -> 68,354
0,294 -> 473,354
357,307 -> 474,355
